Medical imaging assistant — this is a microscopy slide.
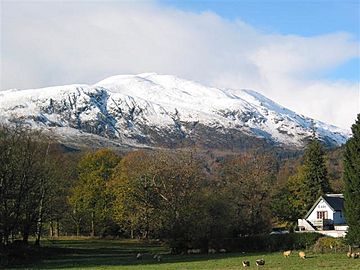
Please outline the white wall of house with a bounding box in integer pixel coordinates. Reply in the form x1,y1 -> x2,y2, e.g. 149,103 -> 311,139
307,199 -> 334,224
318,230 -> 347,238
334,225 -> 348,231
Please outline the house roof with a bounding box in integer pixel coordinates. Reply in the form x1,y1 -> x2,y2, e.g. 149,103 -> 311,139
304,194 -> 344,219
323,194 -> 344,211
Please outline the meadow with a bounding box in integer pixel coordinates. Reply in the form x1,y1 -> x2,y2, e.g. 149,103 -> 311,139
7,238 -> 360,270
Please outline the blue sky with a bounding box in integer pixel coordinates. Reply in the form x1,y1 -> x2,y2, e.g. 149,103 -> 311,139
160,0 -> 360,82
1,0 -> 359,129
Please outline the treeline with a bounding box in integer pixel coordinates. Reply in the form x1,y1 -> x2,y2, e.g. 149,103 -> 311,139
63,148 -> 276,252
0,126 -> 277,251
1,115 -> 359,250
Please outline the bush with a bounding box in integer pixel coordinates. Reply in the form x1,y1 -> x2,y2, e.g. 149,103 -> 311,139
313,237 -> 346,253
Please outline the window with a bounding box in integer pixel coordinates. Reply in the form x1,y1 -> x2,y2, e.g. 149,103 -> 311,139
317,211 -> 328,219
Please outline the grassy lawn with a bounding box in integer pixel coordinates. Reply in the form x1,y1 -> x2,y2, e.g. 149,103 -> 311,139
8,238 -> 360,270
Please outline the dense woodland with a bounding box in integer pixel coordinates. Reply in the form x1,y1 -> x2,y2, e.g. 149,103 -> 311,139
0,114 -> 359,251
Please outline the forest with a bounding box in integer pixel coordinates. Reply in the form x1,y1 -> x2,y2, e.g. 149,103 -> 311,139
0,114 -> 359,253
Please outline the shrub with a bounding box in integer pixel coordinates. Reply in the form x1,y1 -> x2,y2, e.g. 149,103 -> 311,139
313,237 -> 346,253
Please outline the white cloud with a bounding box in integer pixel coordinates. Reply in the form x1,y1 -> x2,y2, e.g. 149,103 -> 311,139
1,1 -> 359,129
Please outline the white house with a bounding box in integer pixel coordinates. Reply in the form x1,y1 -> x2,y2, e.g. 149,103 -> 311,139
297,194 -> 348,237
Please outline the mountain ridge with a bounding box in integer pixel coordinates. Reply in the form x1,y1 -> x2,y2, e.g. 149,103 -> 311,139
0,73 -> 349,150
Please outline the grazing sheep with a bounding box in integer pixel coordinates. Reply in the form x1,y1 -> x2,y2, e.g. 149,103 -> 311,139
351,253 -> 359,259
219,248 -> 227,253
256,259 -> 265,266
347,252 -> 352,258
283,250 -> 292,257
242,260 -> 250,267
187,249 -> 201,254
208,248 -> 216,254
136,253 -> 142,260
299,251 -> 306,259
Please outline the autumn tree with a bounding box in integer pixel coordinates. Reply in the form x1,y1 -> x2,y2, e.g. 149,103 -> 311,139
344,114 -> 360,245
111,150 -> 209,251
219,152 -> 276,236
152,151 -> 207,251
68,149 -> 120,237
110,151 -> 160,239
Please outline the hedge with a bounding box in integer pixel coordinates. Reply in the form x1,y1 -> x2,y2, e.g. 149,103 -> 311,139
208,233 -> 323,252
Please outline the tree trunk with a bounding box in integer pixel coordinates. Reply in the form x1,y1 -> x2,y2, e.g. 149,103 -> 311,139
49,221 -> 54,237
56,218 -> 60,237
90,211 -> 95,237
22,225 -> 30,244
2,231 -> 9,246
35,188 -> 45,246
76,222 -> 80,237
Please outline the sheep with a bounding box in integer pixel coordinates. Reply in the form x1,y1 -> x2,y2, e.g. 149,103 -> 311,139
136,253 -> 142,260
351,252 -> 359,259
298,251 -> 306,259
256,259 -> 265,266
187,249 -> 201,254
283,250 -> 292,257
219,248 -> 227,253
347,252 -> 352,258
208,248 -> 216,254
242,260 -> 250,267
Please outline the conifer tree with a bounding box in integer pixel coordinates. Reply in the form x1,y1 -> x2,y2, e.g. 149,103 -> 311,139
302,137 -> 331,211
282,136 -> 331,218
344,114 -> 360,245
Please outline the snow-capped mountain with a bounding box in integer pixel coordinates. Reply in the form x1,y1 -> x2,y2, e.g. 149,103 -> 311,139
0,73 -> 349,149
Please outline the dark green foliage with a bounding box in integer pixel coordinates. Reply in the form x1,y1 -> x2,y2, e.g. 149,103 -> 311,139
344,114 -> 360,246
302,138 -> 331,212
271,187 -> 301,225
275,138 -> 331,220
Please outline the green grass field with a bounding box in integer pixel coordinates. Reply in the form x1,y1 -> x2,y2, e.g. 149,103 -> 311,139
9,238 -> 360,270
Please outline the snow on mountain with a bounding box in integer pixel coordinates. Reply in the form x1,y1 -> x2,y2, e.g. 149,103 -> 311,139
0,73 -> 349,149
